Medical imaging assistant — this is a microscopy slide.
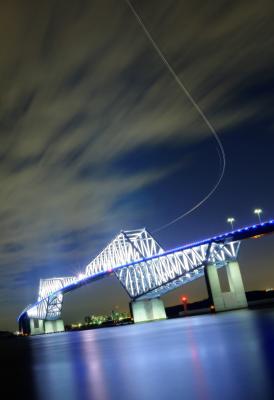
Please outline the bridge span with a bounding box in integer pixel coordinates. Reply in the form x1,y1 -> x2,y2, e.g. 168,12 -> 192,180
18,220 -> 274,335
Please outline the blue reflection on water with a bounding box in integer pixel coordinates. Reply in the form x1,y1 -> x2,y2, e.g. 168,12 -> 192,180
28,309 -> 274,400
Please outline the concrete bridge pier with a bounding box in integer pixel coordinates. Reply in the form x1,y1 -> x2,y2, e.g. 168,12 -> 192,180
131,298 -> 167,323
205,261 -> 248,312
29,318 -> 45,335
44,320 -> 65,334
28,319 -> 65,335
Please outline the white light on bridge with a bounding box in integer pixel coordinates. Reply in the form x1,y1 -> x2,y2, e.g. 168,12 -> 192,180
227,217 -> 235,230
254,209 -> 263,223
77,273 -> 86,281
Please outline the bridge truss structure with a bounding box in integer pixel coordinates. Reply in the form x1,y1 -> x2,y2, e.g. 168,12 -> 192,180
19,220 -> 274,322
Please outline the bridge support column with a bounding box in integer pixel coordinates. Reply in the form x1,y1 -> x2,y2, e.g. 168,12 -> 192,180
44,320 -> 65,334
131,298 -> 167,323
205,261 -> 248,312
29,319 -> 45,335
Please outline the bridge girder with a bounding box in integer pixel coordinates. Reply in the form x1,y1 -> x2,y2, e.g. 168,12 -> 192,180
27,277 -> 76,320
116,240 -> 240,299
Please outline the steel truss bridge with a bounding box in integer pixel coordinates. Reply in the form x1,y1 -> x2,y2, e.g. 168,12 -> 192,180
18,220 -> 274,322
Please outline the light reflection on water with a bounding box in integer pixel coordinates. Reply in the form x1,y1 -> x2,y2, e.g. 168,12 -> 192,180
25,309 -> 274,399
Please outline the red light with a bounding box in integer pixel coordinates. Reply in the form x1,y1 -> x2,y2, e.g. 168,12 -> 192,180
181,296 -> 188,303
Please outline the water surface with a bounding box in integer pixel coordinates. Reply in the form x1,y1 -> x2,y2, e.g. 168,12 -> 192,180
2,309 -> 274,399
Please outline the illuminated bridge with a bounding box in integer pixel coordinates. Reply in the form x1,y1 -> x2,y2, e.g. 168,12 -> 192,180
18,220 -> 274,335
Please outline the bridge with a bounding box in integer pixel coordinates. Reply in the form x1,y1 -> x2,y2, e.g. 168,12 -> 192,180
18,220 -> 274,335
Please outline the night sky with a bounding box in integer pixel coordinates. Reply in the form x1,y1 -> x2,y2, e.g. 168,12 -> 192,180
1,0 -> 274,331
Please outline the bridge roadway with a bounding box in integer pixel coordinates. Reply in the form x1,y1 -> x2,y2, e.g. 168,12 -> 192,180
18,219 -> 274,333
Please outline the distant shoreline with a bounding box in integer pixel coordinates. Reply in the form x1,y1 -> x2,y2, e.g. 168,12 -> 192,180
3,290 -> 273,337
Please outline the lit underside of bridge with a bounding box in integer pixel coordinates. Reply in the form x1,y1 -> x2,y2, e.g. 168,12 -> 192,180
18,220 -> 274,334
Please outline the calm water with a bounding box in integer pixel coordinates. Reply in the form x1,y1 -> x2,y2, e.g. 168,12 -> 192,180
2,309 -> 274,400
